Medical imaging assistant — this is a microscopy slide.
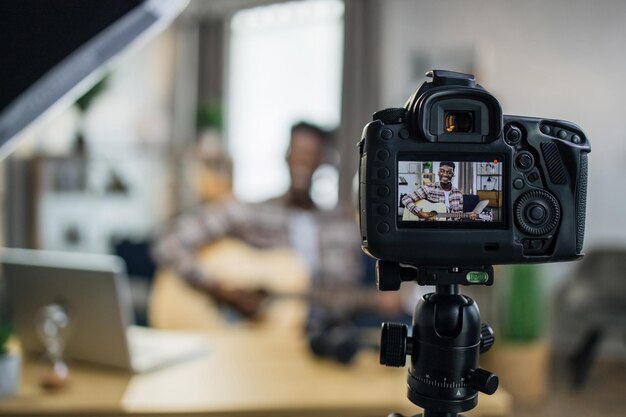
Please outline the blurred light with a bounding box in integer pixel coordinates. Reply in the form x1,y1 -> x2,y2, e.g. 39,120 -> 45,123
228,0 -> 344,203
311,164 -> 339,210
231,0 -> 344,33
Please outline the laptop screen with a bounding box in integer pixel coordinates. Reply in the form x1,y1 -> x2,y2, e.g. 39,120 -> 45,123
2,248 -> 135,369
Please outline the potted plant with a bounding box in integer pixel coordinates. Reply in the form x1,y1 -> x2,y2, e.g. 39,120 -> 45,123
483,264 -> 549,407
0,321 -> 20,398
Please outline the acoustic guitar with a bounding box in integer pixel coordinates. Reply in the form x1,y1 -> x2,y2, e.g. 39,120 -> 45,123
149,238 -> 310,331
149,238 -> 392,331
402,199 -> 490,221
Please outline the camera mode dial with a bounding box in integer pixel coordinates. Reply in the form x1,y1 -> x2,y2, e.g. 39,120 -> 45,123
515,190 -> 561,236
373,107 -> 406,123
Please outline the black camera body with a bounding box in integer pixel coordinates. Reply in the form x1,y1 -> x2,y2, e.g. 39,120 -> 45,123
358,70 -> 591,267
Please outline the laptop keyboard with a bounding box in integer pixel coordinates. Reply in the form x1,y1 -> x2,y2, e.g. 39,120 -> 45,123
126,326 -> 209,372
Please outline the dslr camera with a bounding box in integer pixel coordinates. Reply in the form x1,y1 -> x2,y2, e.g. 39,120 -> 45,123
358,70 -> 591,416
359,70 -> 590,278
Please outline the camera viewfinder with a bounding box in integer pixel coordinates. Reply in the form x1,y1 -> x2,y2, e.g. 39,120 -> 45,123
445,111 -> 474,133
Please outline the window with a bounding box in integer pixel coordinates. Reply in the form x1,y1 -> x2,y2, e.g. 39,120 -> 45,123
227,0 -> 344,206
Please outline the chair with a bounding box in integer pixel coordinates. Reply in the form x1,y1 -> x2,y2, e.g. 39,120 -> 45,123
113,238 -> 156,326
463,194 -> 480,213
551,249 -> 626,387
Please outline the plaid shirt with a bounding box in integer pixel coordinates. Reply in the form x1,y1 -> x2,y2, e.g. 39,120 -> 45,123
152,196 -> 362,291
402,182 -> 464,214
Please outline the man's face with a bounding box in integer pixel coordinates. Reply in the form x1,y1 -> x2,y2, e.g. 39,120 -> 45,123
286,130 -> 323,193
438,165 -> 454,184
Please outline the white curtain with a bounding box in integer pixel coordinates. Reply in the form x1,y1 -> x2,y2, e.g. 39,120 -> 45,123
458,161 -> 474,195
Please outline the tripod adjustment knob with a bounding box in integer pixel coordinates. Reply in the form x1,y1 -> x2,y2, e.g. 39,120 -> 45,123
480,323 -> 495,353
380,322 -> 410,367
468,368 -> 499,395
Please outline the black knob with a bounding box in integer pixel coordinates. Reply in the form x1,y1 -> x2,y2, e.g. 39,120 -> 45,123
468,368 -> 499,395
380,322 -> 409,367
480,324 -> 495,353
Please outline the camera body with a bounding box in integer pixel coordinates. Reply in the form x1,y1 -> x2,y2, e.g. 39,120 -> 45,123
359,70 -> 590,266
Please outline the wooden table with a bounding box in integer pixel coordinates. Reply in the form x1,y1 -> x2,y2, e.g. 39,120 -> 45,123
0,327 -> 511,417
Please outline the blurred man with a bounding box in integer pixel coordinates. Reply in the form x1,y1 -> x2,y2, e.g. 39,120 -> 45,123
153,122 -> 403,320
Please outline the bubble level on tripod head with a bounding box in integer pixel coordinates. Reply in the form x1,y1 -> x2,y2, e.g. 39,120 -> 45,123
466,271 -> 489,284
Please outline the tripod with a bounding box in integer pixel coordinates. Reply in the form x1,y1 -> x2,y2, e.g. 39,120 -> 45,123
377,263 -> 499,417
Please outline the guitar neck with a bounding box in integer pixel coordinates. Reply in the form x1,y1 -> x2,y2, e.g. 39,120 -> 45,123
274,288 -> 379,312
414,200 -> 473,220
434,211 -> 472,219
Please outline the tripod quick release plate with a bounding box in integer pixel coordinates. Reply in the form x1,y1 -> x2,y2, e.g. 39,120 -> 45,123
376,261 -> 494,290
417,265 -> 494,286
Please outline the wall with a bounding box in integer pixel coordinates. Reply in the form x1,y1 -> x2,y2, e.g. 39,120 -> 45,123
5,28 -> 177,253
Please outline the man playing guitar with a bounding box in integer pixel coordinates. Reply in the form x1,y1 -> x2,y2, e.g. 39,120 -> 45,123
401,161 -> 480,221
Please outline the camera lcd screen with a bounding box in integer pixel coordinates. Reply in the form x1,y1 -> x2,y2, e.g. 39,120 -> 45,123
398,156 -> 505,228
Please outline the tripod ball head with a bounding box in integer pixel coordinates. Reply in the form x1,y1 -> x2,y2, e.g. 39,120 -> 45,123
380,286 -> 499,415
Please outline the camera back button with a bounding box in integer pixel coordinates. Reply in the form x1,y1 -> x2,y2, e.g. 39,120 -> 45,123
377,223 -> 390,233
381,128 -> 393,140
375,204 -> 390,215
516,152 -> 534,170
376,185 -> 390,197
376,149 -> 390,161
526,171 -> 540,183
377,168 -> 390,179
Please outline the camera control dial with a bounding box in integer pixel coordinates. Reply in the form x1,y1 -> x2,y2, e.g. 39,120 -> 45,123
515,190 -> 561,236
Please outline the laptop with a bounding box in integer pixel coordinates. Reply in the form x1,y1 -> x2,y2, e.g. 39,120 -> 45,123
1,247 -> 208,373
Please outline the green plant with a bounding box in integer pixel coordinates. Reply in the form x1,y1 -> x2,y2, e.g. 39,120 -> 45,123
75,74 -> 110,113
501,264 -> 545,342
196,102 -> 223,131
0,322 -> 11,355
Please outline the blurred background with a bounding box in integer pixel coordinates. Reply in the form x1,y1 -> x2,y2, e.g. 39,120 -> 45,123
1,1 -> 625,416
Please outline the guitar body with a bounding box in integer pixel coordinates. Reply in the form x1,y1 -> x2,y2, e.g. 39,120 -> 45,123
149,238 -> 310,331
402,200 -> 448,221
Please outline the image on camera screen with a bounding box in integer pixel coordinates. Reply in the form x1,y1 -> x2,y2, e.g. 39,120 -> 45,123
398,158 -> 504,226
